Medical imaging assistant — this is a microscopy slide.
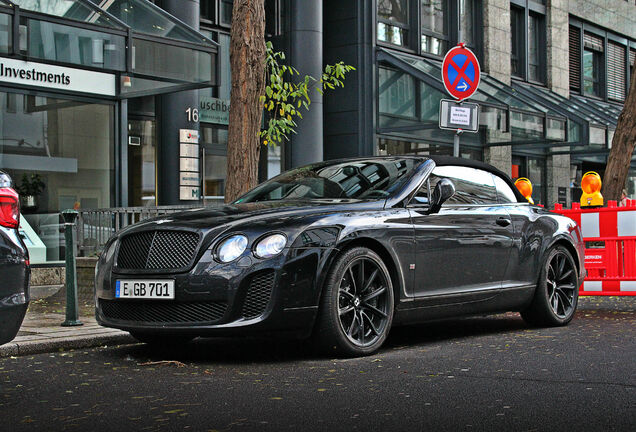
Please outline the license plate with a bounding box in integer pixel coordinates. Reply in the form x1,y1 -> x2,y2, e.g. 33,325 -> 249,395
115,280 -> 175,299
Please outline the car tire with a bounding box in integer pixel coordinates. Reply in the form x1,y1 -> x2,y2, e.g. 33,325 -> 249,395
313,247 -> 394,357
521,245 -> 579,327
130,332 -> 195,346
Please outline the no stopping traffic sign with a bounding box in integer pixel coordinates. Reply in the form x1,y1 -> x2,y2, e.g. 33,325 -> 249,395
441,45 -> 481,101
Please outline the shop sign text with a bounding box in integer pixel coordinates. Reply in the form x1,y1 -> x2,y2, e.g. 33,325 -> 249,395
0,57 -> 115,96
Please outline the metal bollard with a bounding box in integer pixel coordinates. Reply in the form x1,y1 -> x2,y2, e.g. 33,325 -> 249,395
61,210 -> 83,327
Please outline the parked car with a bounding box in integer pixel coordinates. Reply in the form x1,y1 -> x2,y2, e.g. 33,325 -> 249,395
95,156 -> 585,356
0,170 -> 30,345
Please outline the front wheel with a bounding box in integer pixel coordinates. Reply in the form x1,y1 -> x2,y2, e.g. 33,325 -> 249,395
521,245 -> 579,326
313,247 -> 394,357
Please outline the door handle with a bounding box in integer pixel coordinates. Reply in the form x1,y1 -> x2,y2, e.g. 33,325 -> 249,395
496,217 -> 511,227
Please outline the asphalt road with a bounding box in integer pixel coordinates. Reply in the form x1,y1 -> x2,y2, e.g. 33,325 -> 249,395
1,297 -> 634,432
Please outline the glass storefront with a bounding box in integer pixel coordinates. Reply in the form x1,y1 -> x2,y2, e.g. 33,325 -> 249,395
0,91 -> 114,263
378,138 -> 482,161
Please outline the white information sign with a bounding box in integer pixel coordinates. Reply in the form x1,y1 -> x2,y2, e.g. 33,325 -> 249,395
450,106 -> 472,126
0,57 -> 116,96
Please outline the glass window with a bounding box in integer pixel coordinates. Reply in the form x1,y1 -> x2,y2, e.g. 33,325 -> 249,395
201,0 -> 215,22
493,175 -> 518,203
133,38 -> 212,83
0,91 -> 114,263
199,30 -> 230,99
378,138 -> 482,160
201,125 -> 227,200
510,111 -> 544,139
0,13 -> 11,54
11,0 -> 126,29
583,49 -> 602,97
583,33 -> 603,97
93,0 -> 210,44
528,13 -> 542,82
510,7 -> 524,78
459,0 -> 474,46
421,0 -> 447,55
220,0 -> 233,26
426,166 -> 498,205
379,67 -> 416,118
28,19 -> 126,70
511,6 -> 545,83
377,0 -> 409,47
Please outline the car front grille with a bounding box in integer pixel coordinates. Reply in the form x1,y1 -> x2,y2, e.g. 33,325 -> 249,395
242,270 -> 275,319
116,230 -> 200,271
99,299 -> 227,324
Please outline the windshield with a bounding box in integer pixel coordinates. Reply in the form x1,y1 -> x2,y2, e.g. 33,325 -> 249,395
235,158 -> 423,203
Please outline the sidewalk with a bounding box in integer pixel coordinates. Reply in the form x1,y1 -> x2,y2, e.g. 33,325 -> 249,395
0,311 -> 136,358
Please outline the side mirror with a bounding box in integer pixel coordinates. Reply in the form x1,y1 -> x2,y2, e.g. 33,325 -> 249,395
429,178 -> 455,214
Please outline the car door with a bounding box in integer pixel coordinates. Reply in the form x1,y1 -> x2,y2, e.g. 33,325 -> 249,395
491,174 -> 540,289
408,165 -> 515,298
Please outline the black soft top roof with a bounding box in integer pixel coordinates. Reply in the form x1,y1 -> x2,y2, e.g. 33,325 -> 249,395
428,155 -> 526,203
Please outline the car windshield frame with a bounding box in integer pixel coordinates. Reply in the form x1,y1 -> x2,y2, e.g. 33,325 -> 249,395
234,158 -> 426,204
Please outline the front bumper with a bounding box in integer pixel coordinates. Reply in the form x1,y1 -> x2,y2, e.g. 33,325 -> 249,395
96,247 -> 328,339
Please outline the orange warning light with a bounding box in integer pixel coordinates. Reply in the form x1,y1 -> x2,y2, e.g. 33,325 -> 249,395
581,171 -> 603,207
515,178 -> 534,204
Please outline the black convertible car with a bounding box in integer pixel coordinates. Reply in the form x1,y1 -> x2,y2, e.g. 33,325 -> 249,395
96,156 -> 585,356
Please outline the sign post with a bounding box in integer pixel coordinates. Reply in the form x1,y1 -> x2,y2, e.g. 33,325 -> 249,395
440,44 -> 481,156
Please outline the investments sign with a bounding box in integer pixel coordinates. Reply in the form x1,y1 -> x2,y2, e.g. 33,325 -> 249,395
0,57 -> 116,96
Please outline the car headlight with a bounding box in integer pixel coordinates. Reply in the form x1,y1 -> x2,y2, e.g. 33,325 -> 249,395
254,233 -> 287,259
217,235 -> 248,263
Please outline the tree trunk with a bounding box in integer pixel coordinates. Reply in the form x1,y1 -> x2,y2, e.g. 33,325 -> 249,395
602,66 -> 636,201
225,0 -> 266,203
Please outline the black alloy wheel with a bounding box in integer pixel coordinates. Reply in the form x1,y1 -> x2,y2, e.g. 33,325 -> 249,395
522,245 -> 579,326
314,247 -> 394,357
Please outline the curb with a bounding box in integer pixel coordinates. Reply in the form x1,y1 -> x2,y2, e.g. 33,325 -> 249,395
0,333 -> 137,358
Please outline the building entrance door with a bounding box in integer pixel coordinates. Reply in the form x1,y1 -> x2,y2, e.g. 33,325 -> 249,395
128,119 -> 156,206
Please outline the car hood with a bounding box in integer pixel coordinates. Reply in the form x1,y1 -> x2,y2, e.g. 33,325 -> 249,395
116,199 -> 383,237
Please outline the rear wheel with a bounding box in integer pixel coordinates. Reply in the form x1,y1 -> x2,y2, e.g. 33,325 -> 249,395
521,245 -> 579,326
314,247 -> 394,357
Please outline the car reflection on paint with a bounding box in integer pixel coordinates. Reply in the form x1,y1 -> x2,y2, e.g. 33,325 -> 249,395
0,170 -> 30,345
95,156 -> 585,357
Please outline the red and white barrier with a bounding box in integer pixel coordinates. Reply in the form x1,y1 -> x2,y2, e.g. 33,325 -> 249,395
552,199 -> 636,296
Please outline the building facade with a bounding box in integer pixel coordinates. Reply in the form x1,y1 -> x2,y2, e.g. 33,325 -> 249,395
0,0 -> 634,266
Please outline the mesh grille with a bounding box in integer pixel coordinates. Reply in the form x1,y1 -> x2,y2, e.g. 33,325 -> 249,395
100,300 -> 227,324
242,270 -> 275,319
117,231 -> 200,270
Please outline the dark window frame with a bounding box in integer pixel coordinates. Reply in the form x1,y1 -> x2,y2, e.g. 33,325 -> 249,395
375,1 -> 483,62
569,19 -> 635,103
199,0 -> 233,29
509,0 -> 546,85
